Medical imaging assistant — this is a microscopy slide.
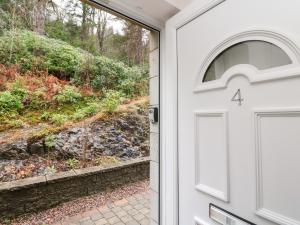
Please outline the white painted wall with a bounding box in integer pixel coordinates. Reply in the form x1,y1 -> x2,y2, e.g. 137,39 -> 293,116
164,0 -> 193,9
92,0 -> 179,29
149,31 -> 160,225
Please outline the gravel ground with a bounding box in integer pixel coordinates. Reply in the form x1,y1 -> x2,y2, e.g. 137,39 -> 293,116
2,180 -> 149,225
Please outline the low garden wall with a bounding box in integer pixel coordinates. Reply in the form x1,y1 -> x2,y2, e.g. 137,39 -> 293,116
0,157 -> 150,219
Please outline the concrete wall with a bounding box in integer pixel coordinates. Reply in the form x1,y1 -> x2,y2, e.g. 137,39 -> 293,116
0,158 -> 150,220
149,31 -> 160,225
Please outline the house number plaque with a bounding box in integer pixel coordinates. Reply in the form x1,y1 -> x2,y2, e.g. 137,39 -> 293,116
231,89 -> 244,106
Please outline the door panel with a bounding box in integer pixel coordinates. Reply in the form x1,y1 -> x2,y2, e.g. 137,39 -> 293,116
177,0 -> 300,224
255,109 -> 300,225
195,110 -> 229,202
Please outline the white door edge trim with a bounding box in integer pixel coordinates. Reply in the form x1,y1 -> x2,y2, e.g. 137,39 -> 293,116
162,1 -> 226,225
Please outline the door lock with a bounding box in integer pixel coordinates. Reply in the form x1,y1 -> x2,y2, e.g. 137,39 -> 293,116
149,107 -> 159,124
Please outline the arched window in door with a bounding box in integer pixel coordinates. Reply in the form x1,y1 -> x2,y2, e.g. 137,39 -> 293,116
203,41 -> 292,82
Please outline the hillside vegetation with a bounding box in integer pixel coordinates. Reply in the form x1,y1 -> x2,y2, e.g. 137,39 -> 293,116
0,30 -> 148,131
0,0 -> 151,184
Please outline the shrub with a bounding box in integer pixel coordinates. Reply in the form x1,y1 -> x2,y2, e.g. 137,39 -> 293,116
95,156 -> 119,166
72,110 -> 85,120
66,158 -> 79,169
46,165 -> 57,175
0,30 -> 86,78
100,91 -> 122,113
40,111 -> 51,121
90,56 -> 129,91
11,81 -> 29,101
85,102 -> 100,114
54,85 -> 82,104
29,88 -> 48,109
0,91 -> 23,115
44,134 -> 57,149
0,31 -> 148,97
8,119 -> 25,128
72,102 -> 100,120
0,65 -> 19,90
118,66 -> 148,98
118,78 -> 136,98
49,114 -> 68,125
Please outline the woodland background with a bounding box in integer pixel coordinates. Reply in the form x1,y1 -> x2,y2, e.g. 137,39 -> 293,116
0,0 -> 149,66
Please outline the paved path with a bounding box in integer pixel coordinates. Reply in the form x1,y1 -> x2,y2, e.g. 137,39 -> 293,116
54,191 -> 150,225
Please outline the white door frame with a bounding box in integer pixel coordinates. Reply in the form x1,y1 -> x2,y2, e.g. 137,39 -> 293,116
161,1 -> 226,225
80,1 -> 164,225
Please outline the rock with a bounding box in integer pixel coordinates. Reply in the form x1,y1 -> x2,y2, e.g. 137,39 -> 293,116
140,141 -> 150,155
28,140 -> 45,156
0,102 -> 150,161
103,149 -> 114,156
68,127 -> 81,134
120,147 -> 139,158
0,140 -> 29,160
116,135 -> 123,142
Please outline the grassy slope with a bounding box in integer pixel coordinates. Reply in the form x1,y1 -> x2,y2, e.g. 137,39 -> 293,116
0,96 -> 149,145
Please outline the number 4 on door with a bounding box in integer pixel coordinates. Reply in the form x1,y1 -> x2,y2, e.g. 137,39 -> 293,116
231,89 -> 244,106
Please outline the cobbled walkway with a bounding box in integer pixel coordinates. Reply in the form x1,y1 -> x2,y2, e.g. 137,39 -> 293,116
54,191 -> 150,225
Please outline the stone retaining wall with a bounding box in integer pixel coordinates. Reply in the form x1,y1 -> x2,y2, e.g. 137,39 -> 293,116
0,157 -> 150,220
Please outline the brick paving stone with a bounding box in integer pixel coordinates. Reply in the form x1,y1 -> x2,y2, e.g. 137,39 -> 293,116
112,207 -> 123,213
98,206 -> 110,213
61,221 -> 79,225
128,201 -> 138,207
133,213 -> 145,221
103,212 -> 115,219
122,205 -> 133,211
114,199 -> 128,206
67,214 -> 85,223
139,219 -> 149,225
115,210 -> 127,218
127,196 -> 136,201
79,217 -> 91,223
108,216 -> 121,224
91,212 -> 104,221
57,192 -> 150,225
120,215 -> 132,223
81,209 -> 100,218
138,199 -> 148,205
114,222 -> 125,225
133,204 -> 144,210
125,221 -> 139,225
127,209 -> 139,216
95,218 -> 109,225
139,208 -> 149,215
80,219 -> 95,225
134,194 -> 143,199
128,199 -> 138,204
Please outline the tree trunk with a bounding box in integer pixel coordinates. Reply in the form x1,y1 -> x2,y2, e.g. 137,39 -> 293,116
81,2 -> 88,41
33,0 -> 48,35
124,22 -> 145,65
96,10 -> 108,52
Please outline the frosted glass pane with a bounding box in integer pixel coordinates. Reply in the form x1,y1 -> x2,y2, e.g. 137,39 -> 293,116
203,41 -> 292,82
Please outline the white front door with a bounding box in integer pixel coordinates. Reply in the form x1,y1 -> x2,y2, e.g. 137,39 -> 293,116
177,0 -> 300,224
